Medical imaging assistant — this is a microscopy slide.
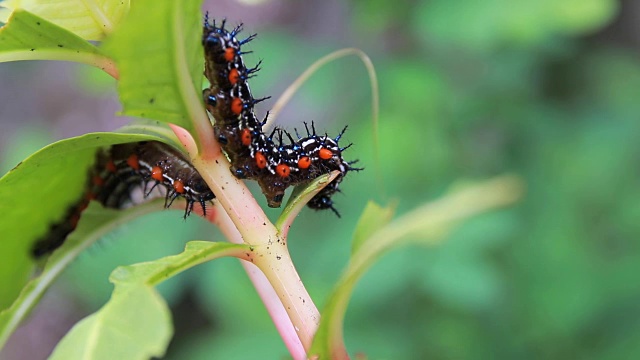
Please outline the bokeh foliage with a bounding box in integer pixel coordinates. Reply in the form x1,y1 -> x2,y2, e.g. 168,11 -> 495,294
1,0 -> 638,359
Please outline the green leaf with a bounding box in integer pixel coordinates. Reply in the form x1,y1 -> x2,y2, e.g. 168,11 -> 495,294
110,241 -> 252,287
0,200 -> 165,350
0,131 -> 168,309
310,175 -> 524,358
350,201 -> 396,255
49,241 -> 250,360
49,286 -> 172,360
116,120 -> 185,150
276,171 -> 339,233
0,10 -> 116,75
0,0 -> 129,41
102,0 -> 206,137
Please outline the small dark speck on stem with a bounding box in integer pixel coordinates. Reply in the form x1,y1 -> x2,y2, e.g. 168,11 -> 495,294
149,98 -> 155,104
36,22 -> 40,25
30,48 -> 35,51
57,44 -> 63,48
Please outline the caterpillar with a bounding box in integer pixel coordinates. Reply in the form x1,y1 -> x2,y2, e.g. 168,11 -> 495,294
31,141 -> 215,258
201,16 -> 361,216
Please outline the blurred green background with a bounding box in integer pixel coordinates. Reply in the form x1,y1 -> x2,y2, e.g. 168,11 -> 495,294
2,0 -> 640,359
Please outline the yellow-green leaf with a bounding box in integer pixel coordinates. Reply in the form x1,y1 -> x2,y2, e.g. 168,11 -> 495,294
101,0 -> 206,137
276,171 -> 339,233
49,286 -> 172,360
48,241 -> 250,360
0,0 -> 129,40
0,10 -> 115,75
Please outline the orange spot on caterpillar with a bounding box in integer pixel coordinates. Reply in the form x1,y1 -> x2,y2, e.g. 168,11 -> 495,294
70,213 -> 81,228
173,180 -> 185,194
241,128 -> 252,146
127,154 -> 139,170
106,160 -> 117,173
298,156 -> 311,169
229,68 -> 240,85
92,175 -> 104,186
231,98 -> 243,115
151,166 -> 164,182
255,152 -> 267,169
276,164 -> 290,178
319,148 -> 333,160
224,47 -> 235,62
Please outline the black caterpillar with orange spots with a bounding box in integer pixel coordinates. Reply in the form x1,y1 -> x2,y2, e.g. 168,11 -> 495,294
202,15 -> 360,215
31,141 -> 215,258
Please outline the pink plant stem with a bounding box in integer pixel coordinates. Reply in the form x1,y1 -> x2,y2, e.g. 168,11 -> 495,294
241,261 -> 307,360
206,203 -> 307,359
252,245 -> 320,350
174,125 -> 318,358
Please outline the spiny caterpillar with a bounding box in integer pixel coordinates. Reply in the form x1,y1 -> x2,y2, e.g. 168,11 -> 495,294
202,15 -> 360,216
31,141 -> 215,257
